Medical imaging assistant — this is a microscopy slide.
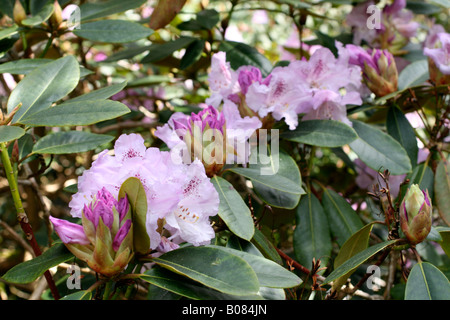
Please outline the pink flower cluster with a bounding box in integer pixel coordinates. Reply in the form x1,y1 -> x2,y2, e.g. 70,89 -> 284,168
68,133 -> 219,253
205,48 -> 363,130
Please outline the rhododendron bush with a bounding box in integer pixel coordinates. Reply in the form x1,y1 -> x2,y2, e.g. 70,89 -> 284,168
0,0 -> 449,302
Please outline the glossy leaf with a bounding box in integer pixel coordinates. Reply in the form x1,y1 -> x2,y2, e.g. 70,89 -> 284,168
349,120 -> 412,175
74,20 -> 153,43
398,60 -> 429,90
435,160 -> 450,226
21,2 -> 54,26
180,39 -> 205,70
7,56 -> 80,124
250,228 -> 283,265
386,105 -> 418,168
177,9 -> 220,31
32,131 -> 114,154
293,192 -> 332,269
322,240 -> 399,285
0,25 -> 19,41
211,176 -> 254,241
69,81 -> 127,102
80,0 -> 147,21
229,149 -> 305,210
152,246 -> 260,296
0,125 -> 25,143
118,177 -> 150,255
281,120 -> 358,147
321,188 -> 364,247
405,262 -> 450,300
1,243 -> 73,284
20,100 -> 130,127
331,223 -> 376,291
141,37 -> 196,63
218,40 -> 272,77
0,58 -> 90,77
207,245 -> 302,288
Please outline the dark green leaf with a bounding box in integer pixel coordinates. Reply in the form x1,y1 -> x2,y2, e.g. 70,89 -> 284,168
435,160 -> 450,226
0,125 -> 25,143
250,228 -> 283,265
349,120 -> 412,175
152,246 -> 260,296
218,41 -> 272,77
180,39 -> 205,70
60,291 -> 92,300
32,131 -> 114,154
80,0 -> 147,21
21,2 -> 54,26
1,243 -> 73,284
281,120 -> 358,147
293,192 -> 332,269
69,81 -> 127,102
7,56 -> 80,124
74,20 -> 153,43
141,37 -> 196,63
211,176 -> 254,241
20,100 -> 130,127
405,262 -> 450,300
386,105 -> 418,167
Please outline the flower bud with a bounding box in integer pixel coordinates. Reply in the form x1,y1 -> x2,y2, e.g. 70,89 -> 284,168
13,0 -> 27,26
363,49 -> 398,97
399,184 -> 432,245
51,188 -> 133,278
49,0 -> 63,30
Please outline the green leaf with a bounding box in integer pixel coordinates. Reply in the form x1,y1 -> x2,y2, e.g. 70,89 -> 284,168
405,262 -> 450,300
0,58 -> 91,77
32,131 -> 113,154
0,125 -> 25,143
398,60 -> 429,90
250,228 -> 283,265
80,0 -> 147,21
322,240 -> 399,285
7,56 -> 80,124
141,267 -> 263,300
331,223 -> 376,291
21,2 -> 54,26
177,9 -> 220,30
218,41 -> 272,77
436,227 -> 450,258
211,176 -> 254,241
349,120 -> 412,175
118,177 -> 150,255
141,36 -> 196,63
207,245 -> 302,289
20,100 -> 130,127
386,105 -> 418,167
281,120 -> 358,147
399,162 -> 434,202
0,25 -> 19,41
435,160 -> 450,226
69,81 -> 127,102
60,291 -> 92,300
74,20 -> 153,43
1,243 -> 73,284
293,192 -> 332,269
180,39 -> 205,70
321,188 -> 364,247
229,149 -> 305,210
151,246 -> 260,296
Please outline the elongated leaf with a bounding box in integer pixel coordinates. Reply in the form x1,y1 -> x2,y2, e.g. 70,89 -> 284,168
2,243 -> 73,284
21,2 -> 54,26
398,60 -> 429,90
321,188 -> 364,247
293,192 -> 332,269
281,120 -> 358,147
7,56 -> 80,124
148,0 -> 187,30
20,100 -> 130,127
331,223 -> 376,291
0,25 -> 19,41
141,267 -> 263,300
60,291 -> 92,300
211,176 -> 254,241
207,245 -> 302,289
69,81 -> 127,102
436,227 -> 450,258
399,162 -> 434,201
322,240 -> 399,285
32,131 -> 113,154
0,58 -> 92,77
80,0 -> 147,21
405,262 -> 450,300
74,20 -> 153,43
435,160 -> 450,226
349,120 -> 412,175
386,105 -> 418,167
141,37 -> 196,63
218,41 -> 272,77
0,125 -> 25,143
118,177 -> 150,255
180,39 -> 205,70
152,246 -> 260,296
250,228 -> 283,265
